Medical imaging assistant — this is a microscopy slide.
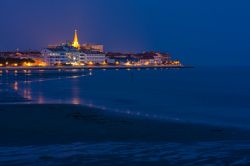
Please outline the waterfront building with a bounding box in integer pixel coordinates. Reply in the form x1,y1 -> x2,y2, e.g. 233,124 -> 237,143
0,51 -> 46,67
106,52 -> 140,64
139,58 -> 155,65
82,44 -> 104,53
136,52 -> 171,65
41,30 -> 106,66
79,50 -> 106,64
106,52 -> 172,65
40,30 -> 177,66
41,46 -> 106,66
41,46 -> 80,66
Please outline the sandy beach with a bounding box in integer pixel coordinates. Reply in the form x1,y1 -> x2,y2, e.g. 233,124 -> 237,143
1,104 -> 250,147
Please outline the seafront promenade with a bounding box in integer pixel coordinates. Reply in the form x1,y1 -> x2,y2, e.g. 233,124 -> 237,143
0,65 -> 192,71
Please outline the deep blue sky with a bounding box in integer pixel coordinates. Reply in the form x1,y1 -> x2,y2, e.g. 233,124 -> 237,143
0,0 -> 250,66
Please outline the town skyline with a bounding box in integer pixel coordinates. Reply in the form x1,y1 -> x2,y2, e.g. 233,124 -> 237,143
0,29 -> 182,68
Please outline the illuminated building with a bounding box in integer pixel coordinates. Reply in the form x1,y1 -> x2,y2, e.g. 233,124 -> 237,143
41,46 -> 80,66
72,30 -> 80,49
42,46 -> 106,66
82,44 -> 104,52
139,58 -> 155,65
79,50 -> 106,64
73,30 -> 104,52
41,29 -> 107,66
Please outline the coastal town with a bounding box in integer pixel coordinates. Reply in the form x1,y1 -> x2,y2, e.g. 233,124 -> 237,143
0,30 -> 182,69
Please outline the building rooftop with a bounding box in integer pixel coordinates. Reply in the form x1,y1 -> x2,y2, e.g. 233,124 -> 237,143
46,46 -> 79,52
80,49 -> 103,54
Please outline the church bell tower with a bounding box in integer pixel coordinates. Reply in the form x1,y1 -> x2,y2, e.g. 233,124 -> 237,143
72,30 -> 80,49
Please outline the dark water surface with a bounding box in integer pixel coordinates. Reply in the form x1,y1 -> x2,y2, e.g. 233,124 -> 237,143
2,67 -> 250,128
1,67 -> 250,165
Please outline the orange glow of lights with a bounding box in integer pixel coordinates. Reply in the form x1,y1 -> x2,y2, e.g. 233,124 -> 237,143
101,61 -> 107,65
72,98 -> 81,105
88,61 -> 94,65
172,60 -> 181,65
23,89 -> 32,100
124,61 -> 132,66
38,96 -> 45,104
23,62 -> 33,67
38,62 -> 47,67
70,62 -> 80,66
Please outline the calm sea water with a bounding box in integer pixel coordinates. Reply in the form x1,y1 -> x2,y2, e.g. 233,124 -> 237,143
1,67 -> 250,128
1,67 -> 250,165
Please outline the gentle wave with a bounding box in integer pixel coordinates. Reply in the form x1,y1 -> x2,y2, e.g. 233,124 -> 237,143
1,141 -> 250,165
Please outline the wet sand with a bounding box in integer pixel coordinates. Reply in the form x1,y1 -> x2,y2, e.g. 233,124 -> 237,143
0,104 -> 250,147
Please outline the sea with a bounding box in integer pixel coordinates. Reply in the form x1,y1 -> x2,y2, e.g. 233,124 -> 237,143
1,67 -> 250,165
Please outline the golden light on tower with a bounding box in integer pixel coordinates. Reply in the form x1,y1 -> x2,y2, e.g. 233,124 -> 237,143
72,30 -> 80,49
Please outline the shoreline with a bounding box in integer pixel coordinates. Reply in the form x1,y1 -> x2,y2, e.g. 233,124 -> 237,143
0,104 -> 250,147
0,65 -> 193,71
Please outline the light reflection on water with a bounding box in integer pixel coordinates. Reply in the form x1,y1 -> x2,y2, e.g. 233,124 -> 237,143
0,69 -> 88,104
71,78 -> 82,105
1,68 -> 250,128
13,81 -> 18,91
37,95 -> 45,104
23,88 -> 32,101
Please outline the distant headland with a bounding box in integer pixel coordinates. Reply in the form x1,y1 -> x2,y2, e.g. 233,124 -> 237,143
0,30 -> 183,69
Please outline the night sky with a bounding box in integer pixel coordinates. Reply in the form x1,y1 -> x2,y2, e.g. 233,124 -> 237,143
0,0 -> 250,66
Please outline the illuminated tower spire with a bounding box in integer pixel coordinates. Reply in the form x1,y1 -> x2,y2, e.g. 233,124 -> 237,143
72,30 -> 80,49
